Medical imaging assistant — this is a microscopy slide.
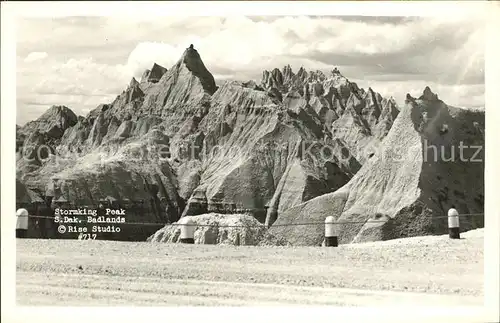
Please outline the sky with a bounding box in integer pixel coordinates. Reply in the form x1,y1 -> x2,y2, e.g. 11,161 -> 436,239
16,15 -> 485,125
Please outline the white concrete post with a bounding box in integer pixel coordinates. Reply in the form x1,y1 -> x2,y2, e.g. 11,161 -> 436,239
179,216 -> 195,244
16,208 -> 29,238
324,216 -> 339,247
447,208 -> 460,239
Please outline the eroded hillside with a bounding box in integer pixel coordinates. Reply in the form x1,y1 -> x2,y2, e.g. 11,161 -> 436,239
16,45 -> 483,243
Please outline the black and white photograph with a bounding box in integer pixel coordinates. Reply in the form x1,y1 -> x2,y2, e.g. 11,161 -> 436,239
2,1 -> 500,321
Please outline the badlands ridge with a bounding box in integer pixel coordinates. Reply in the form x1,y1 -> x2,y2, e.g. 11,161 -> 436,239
16,45 -> 484,244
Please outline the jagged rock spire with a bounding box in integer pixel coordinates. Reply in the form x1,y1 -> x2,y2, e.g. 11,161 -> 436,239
179,44 -> 217,95
419,86 -> 439,101
139,63 -> 167,84
405,93 -> 416,103
127,85 -> 144,103
129,77 -> 139,88
149,63 -> 167,83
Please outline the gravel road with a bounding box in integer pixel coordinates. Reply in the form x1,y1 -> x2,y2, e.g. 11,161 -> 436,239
16,229 -> 484,306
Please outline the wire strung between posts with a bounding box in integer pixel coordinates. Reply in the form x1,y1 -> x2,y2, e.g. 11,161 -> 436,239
20,213 -> 485,228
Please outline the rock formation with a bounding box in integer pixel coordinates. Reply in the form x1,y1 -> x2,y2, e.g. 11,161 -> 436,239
16,45 -> 484,243
148,213 -> 289,246
18,105 -> 78,141
268,87 -> 484,245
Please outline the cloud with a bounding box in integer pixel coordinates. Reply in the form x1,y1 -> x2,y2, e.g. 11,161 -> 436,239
120,15 -> 484,84
125,42 -> 180,78
16,56 -> 130,123
23,51 -> 48,63
351,79 -> 484,110
16,15 -> 485,125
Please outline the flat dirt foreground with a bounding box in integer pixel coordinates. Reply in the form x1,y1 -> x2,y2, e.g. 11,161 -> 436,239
16,229 -> 484,306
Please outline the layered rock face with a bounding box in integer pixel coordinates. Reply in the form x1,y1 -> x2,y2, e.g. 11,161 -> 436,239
17,106 -> 78,173
16,45 -> 483,244
268,87 -> 484,245
148,213 -> 289,246
181,65 -> 400,226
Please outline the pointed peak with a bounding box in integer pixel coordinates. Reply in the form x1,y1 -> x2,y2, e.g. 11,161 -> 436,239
405,93 -> 416,103
148,63 -> 167,83
151,62 -> 167,74
177,44 -> 217,95
331,67 -> 349,80
36,105 -> 78,129
43,105 -> 77,120
310,69 -> 326,79
282,64 -> 294,78
328,67 -> 349,85
140,69 -> 151,82
48,105 -> 70,113
180,44 -> 199,61
129,77 -> 139,88
127,85 -> 144,103
151,62 -> 166,71
419,86 -> 439,101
